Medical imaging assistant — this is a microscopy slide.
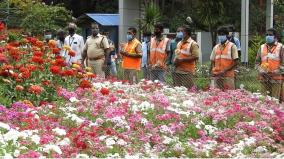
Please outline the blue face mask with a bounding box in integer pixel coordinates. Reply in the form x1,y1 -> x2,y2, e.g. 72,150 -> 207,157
218,35 -> 227,43
127,34 -> 133,41
176,31 -> 184,39
266,35 -> 275,44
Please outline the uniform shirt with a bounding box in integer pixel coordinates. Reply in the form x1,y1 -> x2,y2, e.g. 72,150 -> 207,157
229,36 -> 241,51
64,34 -> 84,64
83,34 -> 110,59
177,38 -> 199,58
210,41 -> 239,61
255,42 -> 284,67
141,41 -> 150,67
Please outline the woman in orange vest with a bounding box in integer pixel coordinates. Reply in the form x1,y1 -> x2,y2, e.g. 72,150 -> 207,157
210,26 -> 239,90
255,28 -> 284,101
173,25 -> 199,89
120,27 -> 142,84
149,23 -> 171,83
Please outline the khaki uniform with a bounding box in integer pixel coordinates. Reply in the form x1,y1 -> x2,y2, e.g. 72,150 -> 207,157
83,34 -> 109,78
210,41 -> 238,90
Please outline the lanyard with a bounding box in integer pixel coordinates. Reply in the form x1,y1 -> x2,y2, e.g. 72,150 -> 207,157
69,36 -> 75,46
266,44 -> 276,62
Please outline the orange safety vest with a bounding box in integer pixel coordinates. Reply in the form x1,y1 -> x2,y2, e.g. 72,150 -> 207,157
260,42 -> 283,80
212,42 -> 235,77
122,38 -> 141,70
149,37 -> 170,69
175,38 -> 197,73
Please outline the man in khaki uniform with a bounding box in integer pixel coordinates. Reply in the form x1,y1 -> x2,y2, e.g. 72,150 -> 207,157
210,26 -> 238,90
173,25 -> 199,89
255,28 -> 284,101
82,23 -> 110,78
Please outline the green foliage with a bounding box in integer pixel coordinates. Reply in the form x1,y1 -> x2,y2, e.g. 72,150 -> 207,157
20,3 -> 71,35
137,2 -> 161,33
248,35 -> 265,65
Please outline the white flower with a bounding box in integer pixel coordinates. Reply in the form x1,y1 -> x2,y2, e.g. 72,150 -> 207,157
3,129 -> 21,141
69,97 -> 79,103
182,100 -> 194,107
3,153 -> 13,159
105,137 -> 116,147
99,135 -> 107,141
43,144 -> 62,154
204,125 -> 218,135
254,146 -> 268,153
31,134 -> 40,144
76,154 -> 89,158
13,150 -> 20,157
248,121 -> 255,126
52,127 -> 66,136
0,122 -> 10,130
173,142 -> 185,152
268,109 -> 275,114
117,139 -> 127,146
58,138 -> 70,146
162,136 -> 173,144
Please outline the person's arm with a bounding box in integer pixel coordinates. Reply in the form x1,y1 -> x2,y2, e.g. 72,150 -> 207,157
209,47 -> 216,76
102,37 -> 110,65
81,40 -> 88,66
255,47 -> 262,71
121,42 -> 142,58
235,38 -> 241,56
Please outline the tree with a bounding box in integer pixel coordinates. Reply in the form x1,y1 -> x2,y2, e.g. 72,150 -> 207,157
137,2 -> 161,33
20,3 -> 71,35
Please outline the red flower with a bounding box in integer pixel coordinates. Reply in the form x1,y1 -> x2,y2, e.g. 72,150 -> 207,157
31,56 -> 44,64
50,65 -> 61,75
52,47 -> 61,54
15,85 -> 24,91
0,53 -> 7,63
79,80 -> 92,89
62,69 -> 75,76
28,85 -> 43,94
21,71 -> 31,79
42,80 -> 50,86
100,87 -> 109,95
26,64 -> 37,72
33,51 -> 43,57
54,58 -> 66,67
68,50 -> 76,57
0,22 -> 5,32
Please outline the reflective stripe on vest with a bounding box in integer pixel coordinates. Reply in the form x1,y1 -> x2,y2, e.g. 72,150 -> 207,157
124,39 -> 140,53
175,38 -> 196,73
149,37 -> 169,68
212,42 -> 235,77
259,42 -> 283,80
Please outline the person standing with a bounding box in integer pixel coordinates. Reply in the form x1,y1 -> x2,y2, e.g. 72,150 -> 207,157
168,27 -> 183,66
141,32 -> 151,80
172,25 -> 199,89
255,28 -> 284,101
210,26 -> 239,90
56,29 -> 66,58
120,27 -> 142,84
64,23 -> 84,65
149,23 -> 171,83
82,23 -> 110,78
102,31 -> 117,78
227,25 -> 241,59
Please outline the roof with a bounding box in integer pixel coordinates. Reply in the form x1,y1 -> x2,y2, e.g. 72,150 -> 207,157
86,14 -> 119,26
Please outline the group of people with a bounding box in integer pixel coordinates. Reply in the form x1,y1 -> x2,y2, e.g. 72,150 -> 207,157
48,22 -> 284,102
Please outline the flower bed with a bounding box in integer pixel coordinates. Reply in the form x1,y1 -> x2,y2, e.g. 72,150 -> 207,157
0,79 -> 284,158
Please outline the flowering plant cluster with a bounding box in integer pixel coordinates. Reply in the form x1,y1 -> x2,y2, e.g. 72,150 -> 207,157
0,78 -> 284,158
0,25 -> 95,106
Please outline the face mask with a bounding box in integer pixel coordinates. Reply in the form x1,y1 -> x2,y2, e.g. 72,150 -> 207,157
127,34 -> 133,41
218,35 -> 227,43
44,34 -> 52,40
176,31 -> 183,39
266,35 -> 275,44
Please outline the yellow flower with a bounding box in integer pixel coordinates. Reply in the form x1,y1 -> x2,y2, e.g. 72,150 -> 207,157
63,45 -> 71,51
261,62 -> 269,70
85,67 -> 92,72
72,63 -> 80,69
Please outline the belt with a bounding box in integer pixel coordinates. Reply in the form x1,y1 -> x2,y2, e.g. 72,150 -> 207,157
88,55 -> 105,61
